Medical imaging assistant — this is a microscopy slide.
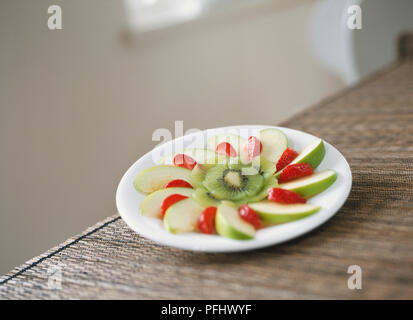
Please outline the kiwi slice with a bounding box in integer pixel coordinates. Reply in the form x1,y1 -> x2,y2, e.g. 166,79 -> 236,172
250,156 -> 277,178
247,174 -> 278,203
190,164 -> 207,188
193,187 -> 221,208
190,163 -> 216,188
203,164 -> 264,201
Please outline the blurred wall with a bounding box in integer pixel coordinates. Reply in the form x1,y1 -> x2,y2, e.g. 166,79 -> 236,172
0,0 -> 347,274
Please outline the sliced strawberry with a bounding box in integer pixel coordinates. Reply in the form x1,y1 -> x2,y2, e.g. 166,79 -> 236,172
197,206 -> 217,234
247,136 -> 262,160
216,142 -> 237,157
164,179 -> 193,189
268,188 -> 306,204
173,154 -> 197,170
278,163 -> 314,183
276,147 -> 299,172
161,194 -> 188,218
238,204 -> 263,229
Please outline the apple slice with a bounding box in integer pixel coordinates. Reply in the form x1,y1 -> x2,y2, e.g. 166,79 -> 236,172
259,128 -> 288,164
158,148 -> 218,165
279,169 -> 337,198
141,187 -> 193,218
215,203 -> 255,240
249,201 -> 320,223
163,198 -> 204,233
276,139 -> 325,178
134,165 -> 191,194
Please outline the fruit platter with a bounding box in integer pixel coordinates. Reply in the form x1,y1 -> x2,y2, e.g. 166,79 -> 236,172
116,125 -> 352,252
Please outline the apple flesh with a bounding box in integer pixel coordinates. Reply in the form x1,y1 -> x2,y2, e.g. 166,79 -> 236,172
279,169 -> 337,198
215,203 -> 255,240
249,201 -> 320,223
140,187 -> 194,218
134,165 -> 191,194
163,198 -> 204,233
259,128 -> 288,164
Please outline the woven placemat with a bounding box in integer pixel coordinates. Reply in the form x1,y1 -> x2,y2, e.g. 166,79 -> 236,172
1,42 -> 412,300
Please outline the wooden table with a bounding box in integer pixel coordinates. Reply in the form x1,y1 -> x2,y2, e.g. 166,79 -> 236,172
1,37 -> 412,300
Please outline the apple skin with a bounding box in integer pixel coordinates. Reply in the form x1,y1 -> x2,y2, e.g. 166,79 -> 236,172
134,165 -> 191,194
296,139 -> 326,170
249,201 -> 320,223
140,187 -> 193,218
275,139 -> 325,177
163,198 -> 204,233
215,203 -> 255,240
279,170 -> 337,198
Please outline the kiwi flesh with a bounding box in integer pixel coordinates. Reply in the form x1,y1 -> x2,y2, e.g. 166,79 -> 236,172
193,187 -> 221,208
247,174 -> 278,203
203,164 -> 264,201
190,163 -> 216,188
250,156 -> 277,178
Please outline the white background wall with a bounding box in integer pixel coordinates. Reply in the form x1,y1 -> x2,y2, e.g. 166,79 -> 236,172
1,0 -> 406,275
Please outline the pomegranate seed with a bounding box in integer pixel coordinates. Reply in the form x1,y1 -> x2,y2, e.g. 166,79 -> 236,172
238,204 -> 263,229
276,148 -> 299,172
197,206 -> 217,234
173,154 -> 197,170
247,136 -> 262,160
161,194 -> 188,218
216,142 -> 237,157
268,188 -> 306,204
164,179 -> 193,189
278,163 -> 314,183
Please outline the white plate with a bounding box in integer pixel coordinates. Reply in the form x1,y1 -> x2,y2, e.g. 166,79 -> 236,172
116,125 -> 352,252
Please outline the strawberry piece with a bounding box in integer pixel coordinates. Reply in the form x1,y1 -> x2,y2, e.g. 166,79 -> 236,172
268,188 -> 306,204
164,179 -> 193,189
197,206 -> 217,234
238,204 -> 263,229
276,148 -> 299,172
247,136 -> 262,160
161,194 -> 188,218
216,142 -> 237,157
173,154 -> 197,170
278,163 -> 314,183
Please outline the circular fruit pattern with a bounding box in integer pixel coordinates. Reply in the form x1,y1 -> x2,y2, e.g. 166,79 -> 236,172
134,128 -> 337,240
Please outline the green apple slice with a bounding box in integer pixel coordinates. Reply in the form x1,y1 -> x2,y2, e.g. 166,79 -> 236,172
249,201 -> 320,223
134,165 -> 191,194
215,203 -> 255,240
292,138 -> 325,169
158,148 -> 218,165
141,187 -> 193,218
276,139 -> 325,178
279,169 -> 337,198
163,198 -> 204,233
259,128 -> 288,164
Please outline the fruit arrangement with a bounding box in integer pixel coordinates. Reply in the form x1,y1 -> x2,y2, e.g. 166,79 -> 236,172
134,128 -> 337,240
